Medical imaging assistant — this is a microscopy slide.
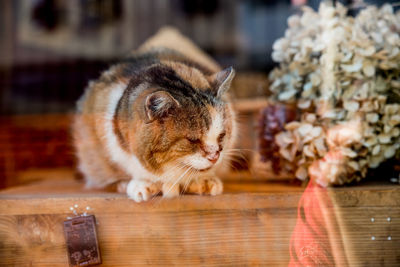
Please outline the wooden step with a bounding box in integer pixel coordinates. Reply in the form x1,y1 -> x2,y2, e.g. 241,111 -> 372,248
0,176 -> 399,266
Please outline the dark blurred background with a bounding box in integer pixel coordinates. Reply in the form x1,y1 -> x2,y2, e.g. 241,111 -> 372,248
1,0 -> 396,114
0,0 -> 319,115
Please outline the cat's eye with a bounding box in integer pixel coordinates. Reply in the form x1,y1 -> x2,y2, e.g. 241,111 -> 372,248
187,137 -> 201,144
218,132 -> 226,143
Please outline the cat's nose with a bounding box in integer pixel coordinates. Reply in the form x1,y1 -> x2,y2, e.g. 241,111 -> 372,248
207,151 -> 220,164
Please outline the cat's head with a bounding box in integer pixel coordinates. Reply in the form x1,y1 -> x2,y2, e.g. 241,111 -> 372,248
124,64 -> 236,173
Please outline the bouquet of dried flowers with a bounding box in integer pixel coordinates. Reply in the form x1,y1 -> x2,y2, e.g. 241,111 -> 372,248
262,3 -> 400,186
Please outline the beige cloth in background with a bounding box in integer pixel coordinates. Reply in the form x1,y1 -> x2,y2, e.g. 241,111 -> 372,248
138,26 -> 221,73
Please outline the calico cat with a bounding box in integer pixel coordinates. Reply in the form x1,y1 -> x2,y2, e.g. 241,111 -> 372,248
73,28 -> 237,202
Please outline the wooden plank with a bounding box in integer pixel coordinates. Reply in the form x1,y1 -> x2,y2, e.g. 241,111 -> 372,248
329,185 -> 400,207
0,179 -> 399,266
0,176 -> 304,195
1,178 -> 398,207
0,180 -> 300,266
334,207 -> 400,267
0,192 -> 302,215
0,209 -> 297,266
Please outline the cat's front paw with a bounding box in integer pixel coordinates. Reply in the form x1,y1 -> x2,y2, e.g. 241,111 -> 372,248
188,177 -> 223,196
126,179 -> 159,202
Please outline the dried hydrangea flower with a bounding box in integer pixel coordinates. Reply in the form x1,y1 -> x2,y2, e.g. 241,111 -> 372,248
263,2 -> 400,185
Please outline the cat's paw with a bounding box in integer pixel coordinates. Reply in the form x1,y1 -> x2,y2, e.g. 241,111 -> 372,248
161,182 -> 181,199
188,177 -> 223,196
116,180 -> 129,193
126,179 -> 159,202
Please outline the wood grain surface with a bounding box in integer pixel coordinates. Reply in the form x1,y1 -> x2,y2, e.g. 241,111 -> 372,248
0,178 -> 399,266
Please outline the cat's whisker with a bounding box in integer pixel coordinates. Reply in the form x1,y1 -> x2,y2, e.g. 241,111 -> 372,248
224,149 -> 247,153
222,150 -> 248,156
152,172 -> 187,208
223,154 -> 258,176
163,164 -> 186,185
181,168 -> 195,196
223,149 -> 252,159
149,163 -> 188,206
224,148 -> 256,152
225,161 -> 247,171
176,165 -> 193,193
222,152 -> 249,162
182,167 -> 199,195
220,152 -> 253,175
162,165 -> 192,199
164,162 -> 189,182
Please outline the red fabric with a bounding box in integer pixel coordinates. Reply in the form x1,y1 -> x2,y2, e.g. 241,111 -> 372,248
288,182 -> 346,267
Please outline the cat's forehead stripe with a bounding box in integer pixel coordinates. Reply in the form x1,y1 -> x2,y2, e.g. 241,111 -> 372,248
160,61 -> 210,90
146,65 -> 218,106
147,65 -> 195,97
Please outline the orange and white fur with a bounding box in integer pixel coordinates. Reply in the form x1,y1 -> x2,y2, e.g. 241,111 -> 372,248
73,28 -> 237,202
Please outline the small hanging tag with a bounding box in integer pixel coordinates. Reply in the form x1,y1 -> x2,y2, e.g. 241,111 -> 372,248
63,215 -> 102,267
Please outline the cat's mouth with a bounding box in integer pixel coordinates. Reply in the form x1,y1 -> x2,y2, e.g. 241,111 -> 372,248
196,166 -> 213,172
184,164 -> 213,172
181,154 -> 217,172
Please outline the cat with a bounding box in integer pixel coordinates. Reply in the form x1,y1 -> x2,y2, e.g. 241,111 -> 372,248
73,28 -> 237,202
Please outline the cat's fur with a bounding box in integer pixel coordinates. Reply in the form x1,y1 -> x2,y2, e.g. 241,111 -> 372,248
73,29 -> 237,202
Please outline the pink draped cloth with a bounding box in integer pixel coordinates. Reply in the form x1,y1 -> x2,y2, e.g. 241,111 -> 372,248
289,181 -> 348,267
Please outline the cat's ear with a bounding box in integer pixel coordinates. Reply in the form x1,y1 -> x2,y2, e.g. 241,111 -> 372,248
145,91 -> 180,121
210,67 -> 235,98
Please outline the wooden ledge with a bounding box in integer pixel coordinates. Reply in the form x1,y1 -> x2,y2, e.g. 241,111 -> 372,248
1,178 -> 398,210
0,178 -> 399,266
0,179 -> 305,215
